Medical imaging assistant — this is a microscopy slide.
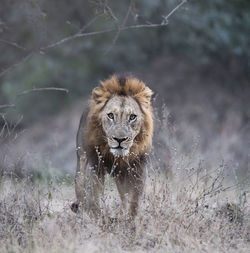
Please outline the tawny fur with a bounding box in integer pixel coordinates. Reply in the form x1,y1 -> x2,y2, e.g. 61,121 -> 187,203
72,74 -> 154,218
88,75 -> 153,154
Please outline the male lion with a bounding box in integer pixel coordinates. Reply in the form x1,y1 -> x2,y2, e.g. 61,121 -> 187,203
71,74 -> 153,218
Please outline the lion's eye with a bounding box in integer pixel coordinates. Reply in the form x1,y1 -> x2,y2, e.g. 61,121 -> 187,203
129,114 -> 137,121
107,113 -> 114,120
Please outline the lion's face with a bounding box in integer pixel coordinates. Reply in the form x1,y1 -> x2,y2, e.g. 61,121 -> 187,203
101,95 -> 143,157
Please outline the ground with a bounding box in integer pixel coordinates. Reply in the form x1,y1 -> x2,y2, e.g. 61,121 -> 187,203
0,166 -> 249,252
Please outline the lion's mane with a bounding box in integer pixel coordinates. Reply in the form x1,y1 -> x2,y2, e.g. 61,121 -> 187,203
85,74 -> 153,166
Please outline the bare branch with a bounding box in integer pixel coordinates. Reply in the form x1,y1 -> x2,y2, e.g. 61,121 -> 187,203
121,23 -> 166,31
0,88 -> 68,111
0,53 -> 33,78
1,23 -> 169,60
122,1 -> 132,27
17,87 -> 69,97
78,15 -> 100,34
40,28 -> 115,50
104,0 -> 133,55
42,0 -> 186,51
0,39 -> 26,51
0,104 -> 16,109
0,113 -> 10,137
163,0 -> 187,23
11,115 -> 23,137
0,0 -> 187,77
41,16 -> 100,51
105,4 -> 118,23
64,23 -> 165,41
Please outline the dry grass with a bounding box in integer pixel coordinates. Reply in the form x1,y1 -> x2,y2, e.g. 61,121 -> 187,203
0,103 -> 249,252
0,164 -> 249,253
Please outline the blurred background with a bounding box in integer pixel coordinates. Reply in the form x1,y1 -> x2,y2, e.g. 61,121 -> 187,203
0,0 -> 249,186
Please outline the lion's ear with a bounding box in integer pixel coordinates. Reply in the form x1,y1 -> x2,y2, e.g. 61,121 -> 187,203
92,87 -> 104,104
144,87 -> 153,102
134,86 -> 153,109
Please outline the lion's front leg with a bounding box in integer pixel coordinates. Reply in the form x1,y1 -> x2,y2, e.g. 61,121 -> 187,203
129,177 -> 144,218
72,152 -> 105,218
75,153 -> 87,202
115,170 -> 144,219
115,177 -> 128,216
84,164 -> 105,217
71,152 -> 88,213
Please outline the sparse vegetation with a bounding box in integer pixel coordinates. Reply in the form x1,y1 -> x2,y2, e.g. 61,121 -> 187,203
0,112 -> 249,253
0,170 -> 249,252
0,0 -> 249,252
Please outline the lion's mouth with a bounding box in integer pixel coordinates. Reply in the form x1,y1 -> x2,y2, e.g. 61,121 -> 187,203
112,145 -> 123,149
110,146 -> 129,157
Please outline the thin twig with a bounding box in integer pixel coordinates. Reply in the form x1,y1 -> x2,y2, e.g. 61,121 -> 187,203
104,0 -> 132,55
0,113 -> 10,137
78,15 -> 100,34
105,4 -> 118,22
0,0 -> 187,77
120,23 -> 167,31
16,87 -> 69,97
0,88 -> 68,111
0,104 -> 16,109
0,53 -> 33,78
163,0 -> 187,22
0,39 -> 26,50
40,28 -> 112,50
11,115 -> 23,140
42,23 -> 168,52
41,0 -> 186,51
122,1 -> 132,27
41,16 -> 100,51
77,23 -> 165,37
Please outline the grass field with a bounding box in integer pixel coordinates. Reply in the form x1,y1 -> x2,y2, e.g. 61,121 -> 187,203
0,161 -> 249,253
0,101 -> 249,252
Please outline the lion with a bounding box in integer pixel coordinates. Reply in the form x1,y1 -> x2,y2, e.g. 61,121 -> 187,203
71,74 -> 153,218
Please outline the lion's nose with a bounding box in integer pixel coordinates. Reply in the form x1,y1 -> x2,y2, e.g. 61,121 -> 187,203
113,136 -> 128,144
